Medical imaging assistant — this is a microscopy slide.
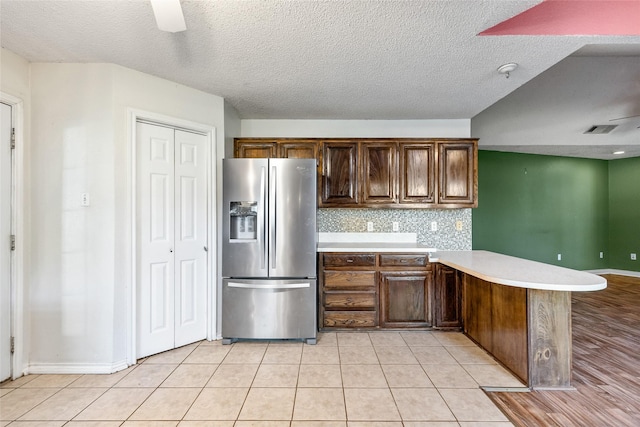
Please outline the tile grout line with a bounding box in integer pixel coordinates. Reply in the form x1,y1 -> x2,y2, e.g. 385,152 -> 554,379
174,340 -> 221,423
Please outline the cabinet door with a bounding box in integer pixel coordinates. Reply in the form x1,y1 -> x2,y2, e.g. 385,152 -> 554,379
235,140 -> 277,158
321,142 -> 358,205
361,142 -> 397,204
399,143 -> 436,204
278,141 -> 318,159
435,265 -> 462,327
438,142 -> 476,205
380,272 -> 432,328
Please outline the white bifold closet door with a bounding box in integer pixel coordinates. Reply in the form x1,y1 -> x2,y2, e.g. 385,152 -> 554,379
136,121 -> 208,359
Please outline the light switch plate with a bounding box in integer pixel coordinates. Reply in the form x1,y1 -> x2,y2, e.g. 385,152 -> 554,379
81,193 -> 90,207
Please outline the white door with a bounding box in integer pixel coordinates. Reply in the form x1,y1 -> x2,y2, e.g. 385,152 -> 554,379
173,129 -> 208,347
136,122 -> 208,358
1,102 -> 12,381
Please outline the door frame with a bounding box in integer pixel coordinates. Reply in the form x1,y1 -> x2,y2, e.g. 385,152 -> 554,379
0,92 -> 25,380
127,108 -> 216,365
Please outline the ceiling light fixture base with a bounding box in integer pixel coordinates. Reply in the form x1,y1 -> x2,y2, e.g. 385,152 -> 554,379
497,62 -> 518,78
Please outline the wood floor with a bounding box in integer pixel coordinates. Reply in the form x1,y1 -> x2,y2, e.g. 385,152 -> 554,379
488,274 -> 640,426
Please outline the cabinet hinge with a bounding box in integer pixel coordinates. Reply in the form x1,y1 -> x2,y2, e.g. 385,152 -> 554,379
10,337 -> 15,354
11,128 -> 15,149
10,235 -> 15,251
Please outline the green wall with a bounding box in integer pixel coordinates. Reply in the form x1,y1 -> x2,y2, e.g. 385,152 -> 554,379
472,151 -> 610,270
608,157 -> 640,271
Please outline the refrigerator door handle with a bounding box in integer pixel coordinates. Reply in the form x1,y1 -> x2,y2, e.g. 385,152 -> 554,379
259,166 -> 267,270
227,282 -> 310,290
270,165 -> 277,270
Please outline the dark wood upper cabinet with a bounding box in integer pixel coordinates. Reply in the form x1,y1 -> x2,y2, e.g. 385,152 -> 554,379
234,137 -> 477,208
278,140 -> 318,159
399,142 -> 436,204
361,142 -> 397,204
235,140 -> 276,158
321,141 -> 358,205
438,142 -> 476,206
234,139 -> 317,159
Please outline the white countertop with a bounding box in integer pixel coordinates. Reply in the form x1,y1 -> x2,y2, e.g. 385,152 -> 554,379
433,250 -> 607,292
317,242 -> 437,253
316,232 -> 437,253
316,233 -> 606,292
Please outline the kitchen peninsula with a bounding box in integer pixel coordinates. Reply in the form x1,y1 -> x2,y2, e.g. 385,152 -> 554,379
317,235 -> 607,390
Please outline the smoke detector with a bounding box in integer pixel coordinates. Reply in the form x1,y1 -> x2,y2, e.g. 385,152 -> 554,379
497,63 -> 518,78
584,125 -> 618,135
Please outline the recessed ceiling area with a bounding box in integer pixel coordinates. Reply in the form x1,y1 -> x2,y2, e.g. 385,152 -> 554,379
1,0 -> 640,159
472,54 -> 640,160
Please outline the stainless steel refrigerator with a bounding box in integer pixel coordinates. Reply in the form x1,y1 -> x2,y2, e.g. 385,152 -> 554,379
221,158 -> 317,344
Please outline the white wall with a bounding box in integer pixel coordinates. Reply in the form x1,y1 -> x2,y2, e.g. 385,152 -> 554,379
0,47 -> 31,376
29,63 -> 118,371
241,119 -> 471,138
27,63 -> 225,373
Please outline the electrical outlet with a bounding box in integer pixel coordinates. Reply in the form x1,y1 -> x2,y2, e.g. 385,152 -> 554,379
430,221 -> 437,231
455,221 -> 463,231
557,254 -> 562,261
392,221 -> 399,232
600,252 -> 604,259
367,221 -> 374,232
632,253 -> 637,261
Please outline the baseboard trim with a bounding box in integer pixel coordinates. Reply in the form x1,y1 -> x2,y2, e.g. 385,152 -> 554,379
27,360 -> 130,375
586,269 -> 640,278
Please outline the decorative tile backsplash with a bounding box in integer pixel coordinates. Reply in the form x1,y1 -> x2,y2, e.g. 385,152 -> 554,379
317,208 -> 472,250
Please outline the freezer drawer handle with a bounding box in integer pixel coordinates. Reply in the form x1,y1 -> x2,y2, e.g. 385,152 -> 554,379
228,282 -> 310,290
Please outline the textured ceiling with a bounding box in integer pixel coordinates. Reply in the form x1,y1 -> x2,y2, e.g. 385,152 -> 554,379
1,0 -> 640,159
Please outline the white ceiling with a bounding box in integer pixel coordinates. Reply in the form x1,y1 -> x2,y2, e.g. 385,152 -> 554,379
1,0 -> 639,159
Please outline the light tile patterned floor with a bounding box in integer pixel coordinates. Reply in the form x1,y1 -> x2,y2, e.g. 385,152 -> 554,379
0,331 -> 523,426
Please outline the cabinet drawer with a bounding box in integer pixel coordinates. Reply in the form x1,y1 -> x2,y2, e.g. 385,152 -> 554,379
323,253 -> 376,267
323,311 -> 377,328
324,292 -> 376,309
379,254 -> 430,268
324,271 -> 376,290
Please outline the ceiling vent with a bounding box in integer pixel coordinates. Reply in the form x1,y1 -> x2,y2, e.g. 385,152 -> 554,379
584,125 -> 618,134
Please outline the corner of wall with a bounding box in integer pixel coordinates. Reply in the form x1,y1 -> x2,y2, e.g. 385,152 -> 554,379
224,101 -> 241,159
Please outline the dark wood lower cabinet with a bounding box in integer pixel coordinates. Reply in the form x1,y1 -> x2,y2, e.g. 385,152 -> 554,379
463,274 -> 492,349
380,272 -> 432,328
434,264 -> 462,328
463,274 -> 529,385
319,252 -> 456,331
491,282 -> 528,382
